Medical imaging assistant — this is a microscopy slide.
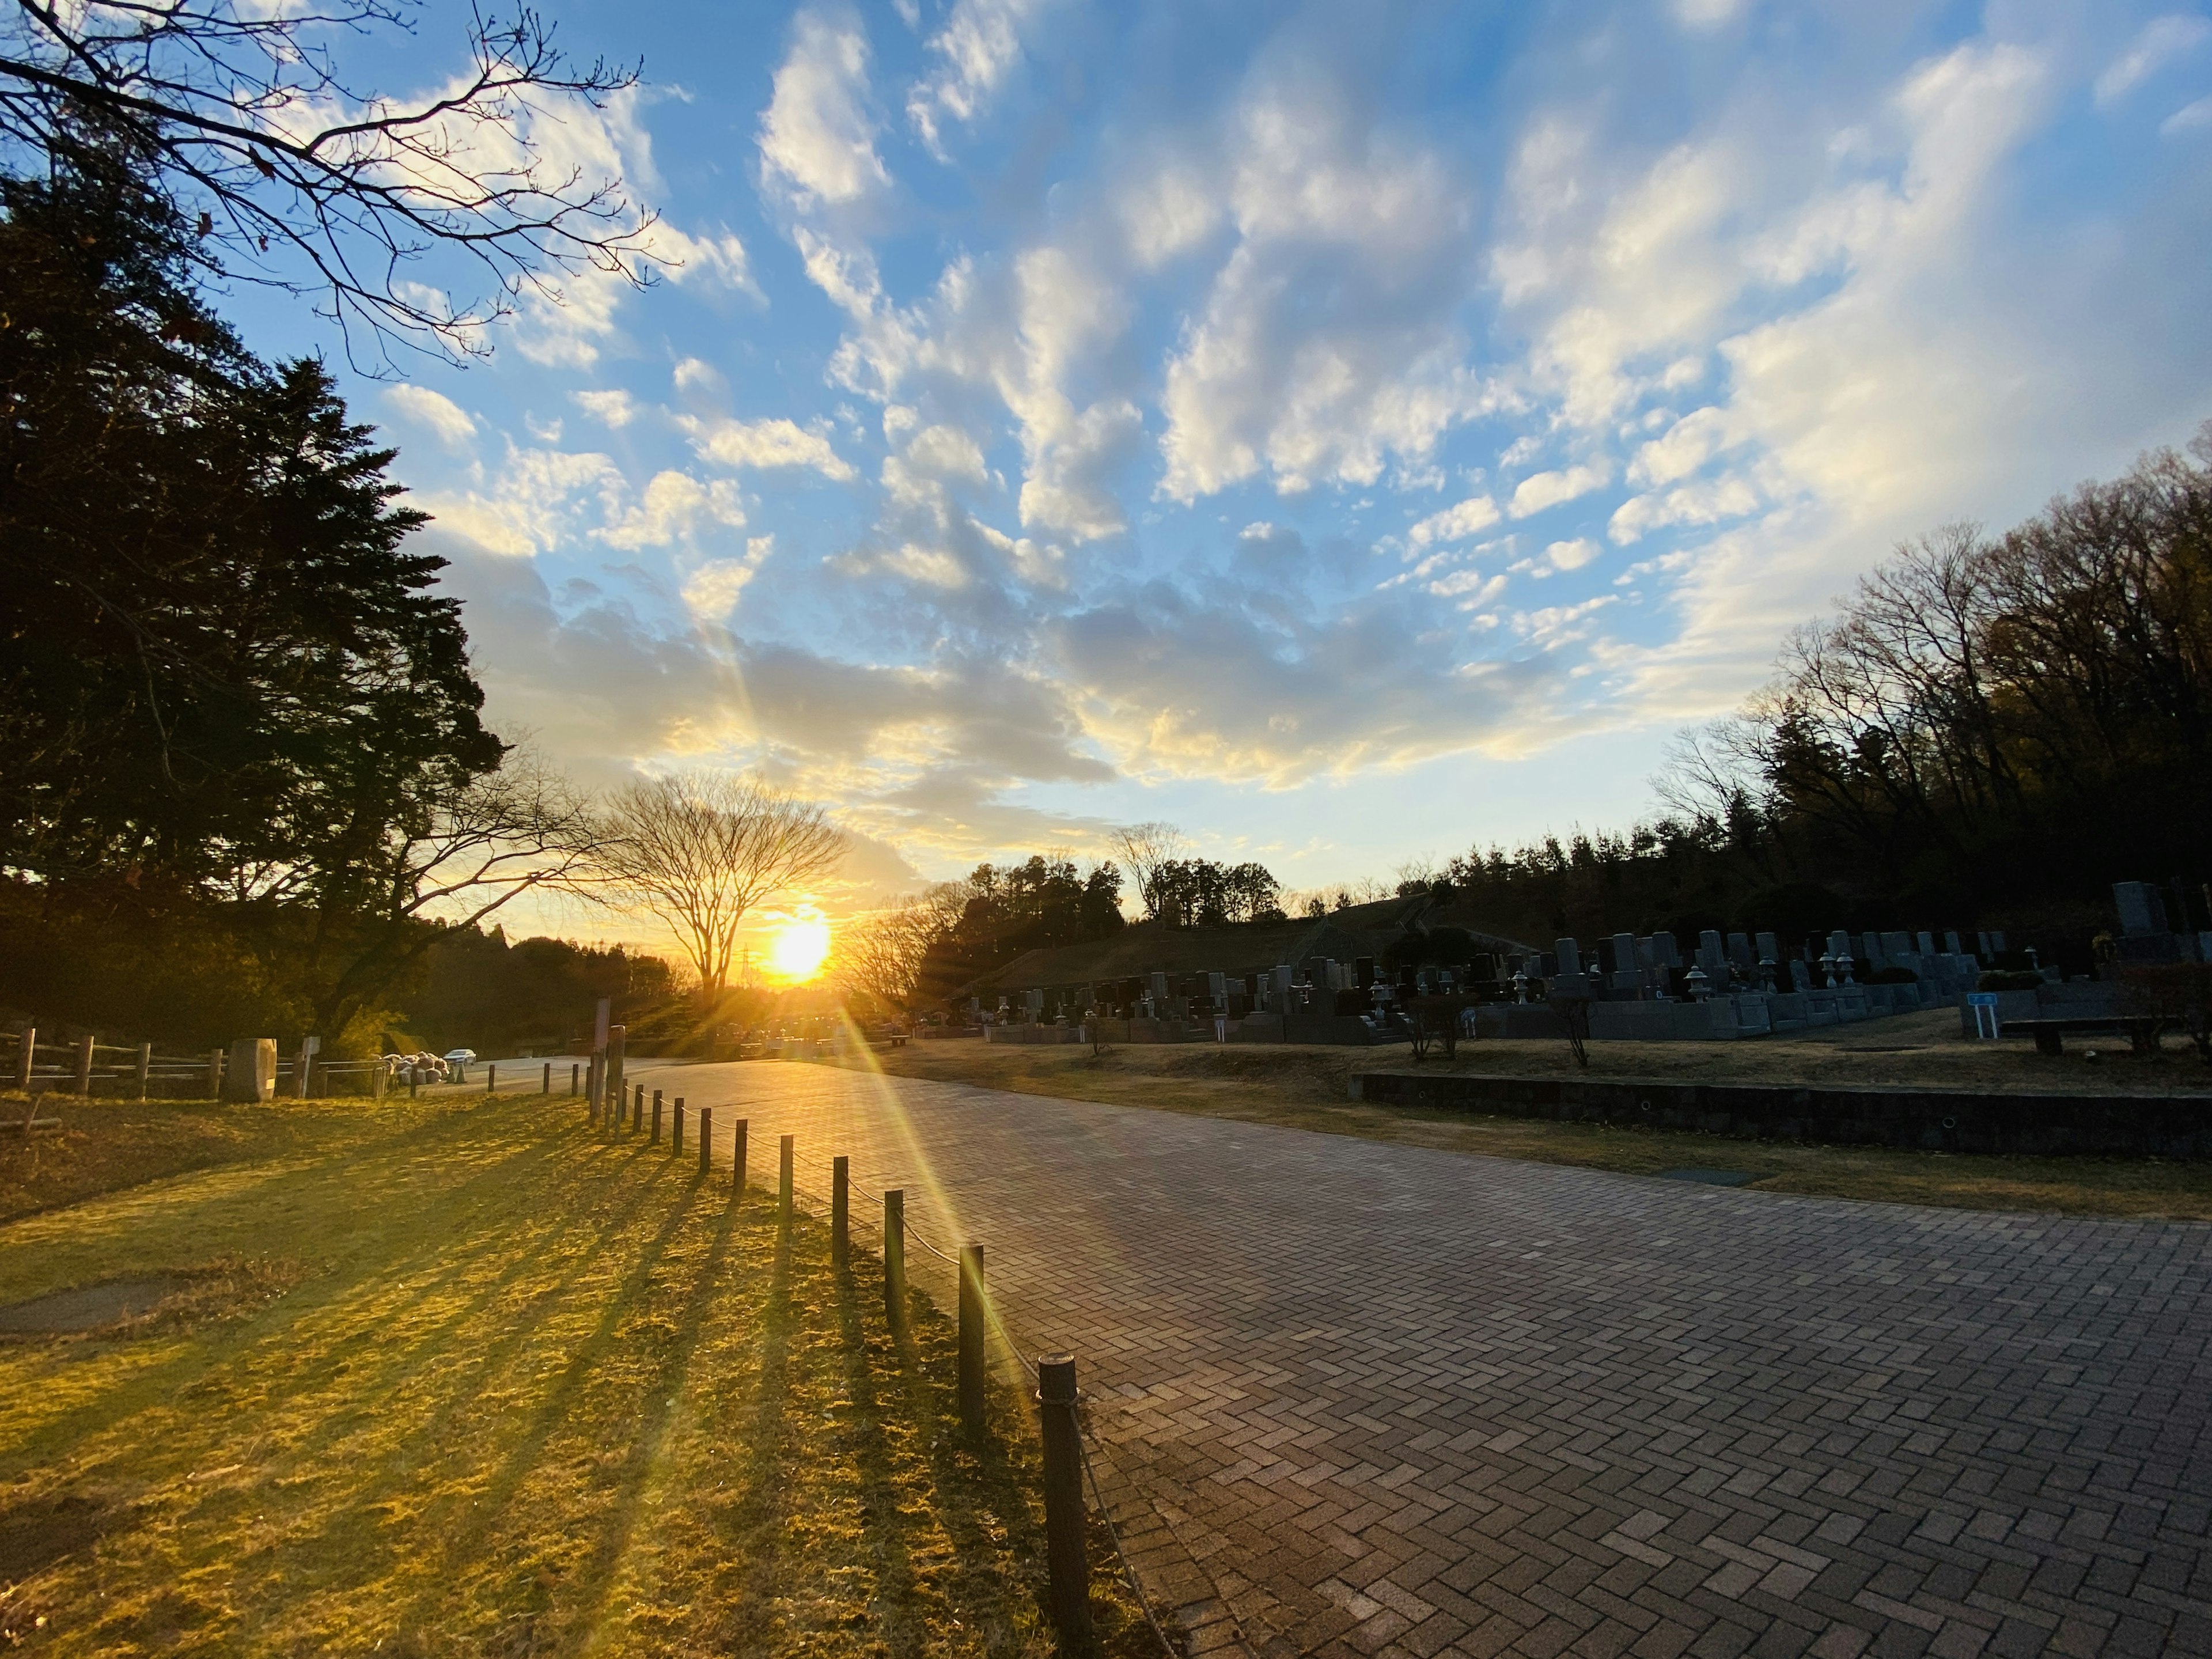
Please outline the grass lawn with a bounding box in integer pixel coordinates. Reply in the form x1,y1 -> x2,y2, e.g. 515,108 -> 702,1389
0,1092 -> 1160,1657
843,1028 -> 2212,1221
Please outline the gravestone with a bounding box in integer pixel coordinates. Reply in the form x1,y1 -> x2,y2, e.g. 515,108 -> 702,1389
1827,930 -> 1852,961
2113,881 -> 2168,937
1612,933 -> 1639,973
1698,930 -> 1726,975
1207,971 -> 1227,1001
1727,932 -> 1754,969
1917,931 -> 1937,955
1354,955 -> 1375,987
1883,930 -> 1912,960
1539,952 -> 1559,976
1755,931 -> 1779,963
1650,931 -> 1682,969
1788,960 -> 1814,993
1555,937 -> 1581,975
1944,930 -> 1963,955
1149,972 -> 1171,1007
1990,930 -> 2008,955
1860,932 -> 1887,968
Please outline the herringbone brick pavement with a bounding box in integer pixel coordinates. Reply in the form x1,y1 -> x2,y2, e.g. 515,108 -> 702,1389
630,1060 -> 2212,1659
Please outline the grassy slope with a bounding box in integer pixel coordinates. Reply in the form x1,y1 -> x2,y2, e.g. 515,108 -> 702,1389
0,1096 -> 1156,1657
847,1029 -> 2212,1220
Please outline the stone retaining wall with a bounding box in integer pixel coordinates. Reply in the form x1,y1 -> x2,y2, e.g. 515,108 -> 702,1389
1348,1069 -> 2212,1157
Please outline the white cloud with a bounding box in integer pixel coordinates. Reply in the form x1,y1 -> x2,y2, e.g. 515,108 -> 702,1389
1157,73 -> 1499,499
385,384 -> 477,450
759,10 -> 888,207
421,446 -> 626,558
2164,96 -> 2212,135
600,471 -> 747,551
1119,163 -> 1221,268
1628,407 -> 1730,486
572,389 -> 641,429
1608,475 -> 1763,544
1671,0 -> 1748,26
681,415 -> 857,480
681,537 -> 777,620
1544,537 -> 1601,572
2095,15 -> 2211,108
1407,495 -> 1502,548
1509,461 -> 1612,518
908,0 -> 1051,152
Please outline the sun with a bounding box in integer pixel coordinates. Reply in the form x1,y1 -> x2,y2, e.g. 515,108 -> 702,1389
766,914 -> 831,982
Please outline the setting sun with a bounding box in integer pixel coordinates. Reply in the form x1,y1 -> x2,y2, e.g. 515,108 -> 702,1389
766,914 -> 831,982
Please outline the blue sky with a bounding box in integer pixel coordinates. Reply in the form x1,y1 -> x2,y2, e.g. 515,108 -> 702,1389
234,0 -> 2212,909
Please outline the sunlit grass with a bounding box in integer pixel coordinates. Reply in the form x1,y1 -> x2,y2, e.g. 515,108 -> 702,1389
0,1096 -> 1161,1656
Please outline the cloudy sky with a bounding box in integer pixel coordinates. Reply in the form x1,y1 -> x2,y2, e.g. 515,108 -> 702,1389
244,0 -> 2212,910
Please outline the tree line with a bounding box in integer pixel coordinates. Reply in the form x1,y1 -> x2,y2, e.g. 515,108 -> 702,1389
1404,433 -> 2212,960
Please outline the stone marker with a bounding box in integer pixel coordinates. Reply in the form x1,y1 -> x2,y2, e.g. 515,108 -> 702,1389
2114,881 -> 2168,937
224,1038 -> 276,1103
1755,931 -> 1778,964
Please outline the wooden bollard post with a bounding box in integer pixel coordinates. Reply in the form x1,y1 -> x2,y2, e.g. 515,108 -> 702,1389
206,1046 -> 222,1100
542,1062 -> 551,1095
959,1244 -> 986,1434
733,1118 -> 748,1195
585,1054 -> 600,1122
570,1062 -> 580,1097
884,1190 -> 906,1325
487,1063 -> 497,1094
135,1042 -> 151,1101
650,1090 -> 662,1143
13,1027 -> 31,1093
778,1135 -> 794,1227
831,1157 -> 849,1268
74,1034 -> 94,1096
1037,1354 -> 1094,1649
699,1107 -> 712,1173
408,1067 -> 418,1099
673,1099 -> 685,1153
633,1084 -> 644,1131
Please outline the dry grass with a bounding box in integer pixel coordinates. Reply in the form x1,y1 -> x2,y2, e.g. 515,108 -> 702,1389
850,1029 -> 2212,1221
0,1096 -> 1160,1657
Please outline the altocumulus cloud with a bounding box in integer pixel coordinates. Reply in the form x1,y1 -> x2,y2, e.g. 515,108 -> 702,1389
359,0 -> 2212,881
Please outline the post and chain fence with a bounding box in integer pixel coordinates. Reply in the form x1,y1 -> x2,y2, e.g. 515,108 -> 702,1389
590,1086 -> 1183,1657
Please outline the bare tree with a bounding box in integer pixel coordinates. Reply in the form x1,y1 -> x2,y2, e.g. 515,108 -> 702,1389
270,745 -> 605,1036
596,772 -> 846,997
833,883 -> 963,1016
1105,821 -> 1188,921
1,1 -> 661,361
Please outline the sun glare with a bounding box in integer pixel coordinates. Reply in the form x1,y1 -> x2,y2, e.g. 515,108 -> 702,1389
767,914 -> 831,982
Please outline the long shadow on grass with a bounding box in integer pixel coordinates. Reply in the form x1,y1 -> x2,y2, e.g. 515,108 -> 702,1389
0,1111 -> 612,1471
831,1247 -> 929,1652
885,1286 -> 1055,1652
697,1198 -> 807,1654
544,1176 -> 760,1654
270,1142 -> 714,1594
233,1127 -> 691,1503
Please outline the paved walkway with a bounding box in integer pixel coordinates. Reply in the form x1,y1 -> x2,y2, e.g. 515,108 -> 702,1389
627,1060 -> 2212,1659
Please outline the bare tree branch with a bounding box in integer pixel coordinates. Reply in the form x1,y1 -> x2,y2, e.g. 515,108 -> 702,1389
594,772 -> 847,996
1,0 -> 664,365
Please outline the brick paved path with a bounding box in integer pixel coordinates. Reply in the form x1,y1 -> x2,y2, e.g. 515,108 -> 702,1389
630,1060 -> 2212,1659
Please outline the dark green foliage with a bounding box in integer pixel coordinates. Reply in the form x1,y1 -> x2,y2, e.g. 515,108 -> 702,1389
915,857 -> 1125,1005
393,929 -> 683,1056
0,158 -> 499,893
1149,859 -> 1283,928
